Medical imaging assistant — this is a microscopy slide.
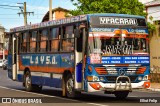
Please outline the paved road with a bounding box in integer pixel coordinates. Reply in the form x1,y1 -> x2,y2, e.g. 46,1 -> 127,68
0,68 -> 160,106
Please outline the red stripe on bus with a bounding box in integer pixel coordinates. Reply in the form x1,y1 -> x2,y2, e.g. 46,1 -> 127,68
19,60 -> 74,73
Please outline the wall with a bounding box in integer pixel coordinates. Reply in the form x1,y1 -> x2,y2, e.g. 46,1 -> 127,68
147,6 -> 160,23
150,25 -> 160,82
54,10 -> 66,20
0,26 -> 5,59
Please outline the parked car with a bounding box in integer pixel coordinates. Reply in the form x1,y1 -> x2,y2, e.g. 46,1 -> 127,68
0,59 -> 7,68
2,60 -> 8,70
0,60 -> 3,68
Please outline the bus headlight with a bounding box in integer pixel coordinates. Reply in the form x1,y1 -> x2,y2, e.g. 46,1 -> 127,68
143,76 -> 148,80
99,77 -> 105,81
138,76 -> 142,81
93,76 -> 99,81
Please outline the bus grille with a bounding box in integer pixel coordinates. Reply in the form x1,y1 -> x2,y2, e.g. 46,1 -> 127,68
106,76 -> 137,82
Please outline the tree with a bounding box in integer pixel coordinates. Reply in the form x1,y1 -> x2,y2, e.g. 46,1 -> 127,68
70,0 -> 146,16
70,0 -> 155,31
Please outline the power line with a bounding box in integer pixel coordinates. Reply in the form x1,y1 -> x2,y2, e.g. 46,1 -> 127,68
0,0 -> 17,4
0,14 -> 44,15
17,2 -> 34,26
0,7 -> 19,10
0,4 -> 22,8
0,18 -> 42,19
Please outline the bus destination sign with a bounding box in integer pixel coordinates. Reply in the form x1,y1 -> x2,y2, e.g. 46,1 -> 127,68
99,17 -> 137,25
90,16 -> 146,27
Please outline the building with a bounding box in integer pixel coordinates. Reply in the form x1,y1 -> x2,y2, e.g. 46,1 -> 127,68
144,0 -> 160,83
144,0 -> 160,23
0,25 -> 5,59
42,7 -> 70,22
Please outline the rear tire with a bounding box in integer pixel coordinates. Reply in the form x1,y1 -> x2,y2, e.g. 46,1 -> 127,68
114,91 -> 129,99
24,71 -> 42,92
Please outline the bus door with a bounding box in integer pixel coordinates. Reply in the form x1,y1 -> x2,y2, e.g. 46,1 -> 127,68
74,24 -> 86,90
11,34 -> 19,80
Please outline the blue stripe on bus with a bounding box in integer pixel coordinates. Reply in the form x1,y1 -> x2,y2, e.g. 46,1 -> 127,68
76,63 -> 82,82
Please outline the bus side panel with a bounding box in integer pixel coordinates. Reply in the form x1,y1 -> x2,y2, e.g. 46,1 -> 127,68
17,54 -> 72,88
17,53 -> 74,88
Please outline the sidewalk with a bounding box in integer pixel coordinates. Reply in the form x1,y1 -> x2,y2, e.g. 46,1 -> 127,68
147,83 -> 160,92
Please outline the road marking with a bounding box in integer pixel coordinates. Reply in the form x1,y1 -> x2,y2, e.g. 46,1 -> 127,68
0,86 -> 108,106
133,90 -> 158,94
128,96 -> 138,97
88,103 -> 109,106
0,86 -> 77,101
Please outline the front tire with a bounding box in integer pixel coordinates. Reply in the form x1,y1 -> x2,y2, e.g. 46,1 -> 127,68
114,91 -> 129,99
65,74 -> 75,98
65,74 -> 81,98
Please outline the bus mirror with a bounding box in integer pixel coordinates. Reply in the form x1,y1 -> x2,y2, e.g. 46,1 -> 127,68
75,29 -> 80,38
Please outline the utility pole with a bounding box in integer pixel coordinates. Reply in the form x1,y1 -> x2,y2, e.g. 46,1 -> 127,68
18,2 -> 34,26
24,2 -> 27,26
49,0 -> 52,21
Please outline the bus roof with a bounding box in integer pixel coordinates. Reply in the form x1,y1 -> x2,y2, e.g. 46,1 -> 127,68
10,13 -> 145,33
87,13 -> 145,19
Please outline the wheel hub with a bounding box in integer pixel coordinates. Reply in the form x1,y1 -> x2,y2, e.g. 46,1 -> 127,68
26,76 -> 31,88
67,78 -> 73,94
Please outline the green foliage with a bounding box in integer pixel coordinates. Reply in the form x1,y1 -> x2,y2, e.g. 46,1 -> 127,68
70,0 -> 155,32
147,22 -> 156,32
70,0 -> 146,16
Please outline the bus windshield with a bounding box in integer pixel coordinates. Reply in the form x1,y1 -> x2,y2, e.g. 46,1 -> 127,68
88,30 -> 149,56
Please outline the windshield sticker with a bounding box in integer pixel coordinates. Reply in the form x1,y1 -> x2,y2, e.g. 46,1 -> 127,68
103,45 -> 132,55
102,56 -> 149,64
90,53 -> 101,64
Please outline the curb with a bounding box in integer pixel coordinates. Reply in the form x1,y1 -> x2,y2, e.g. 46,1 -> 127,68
147,88 -> 160,92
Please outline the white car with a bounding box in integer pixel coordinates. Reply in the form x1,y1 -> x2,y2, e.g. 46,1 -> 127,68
0,60 -> 3,68
0,59 -> 7,68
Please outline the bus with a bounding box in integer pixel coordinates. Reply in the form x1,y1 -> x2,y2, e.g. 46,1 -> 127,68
8,13 -> 150,99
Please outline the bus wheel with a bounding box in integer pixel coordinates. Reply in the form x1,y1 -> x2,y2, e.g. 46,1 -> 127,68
65,74 -> 76,98
114,91 -> 129,99
24,71 -> 32,92
24,71 -> 42,92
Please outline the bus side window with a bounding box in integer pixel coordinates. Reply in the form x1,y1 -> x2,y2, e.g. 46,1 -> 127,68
40,29 -> 48,52
22,32 -> 28,53
50,27 -> 59,52
9,35 -> 13,54
26,32 -> 30,53
30,31 -> 37,53
62,26 -> 74,52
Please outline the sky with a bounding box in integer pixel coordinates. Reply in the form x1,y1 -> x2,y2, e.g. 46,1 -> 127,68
0,0 -> 76,32
139,0 -> 154,4
0,0 -> 155,32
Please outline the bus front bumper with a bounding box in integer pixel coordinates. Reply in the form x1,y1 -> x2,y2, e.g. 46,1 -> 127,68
87,81 -> 150,92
